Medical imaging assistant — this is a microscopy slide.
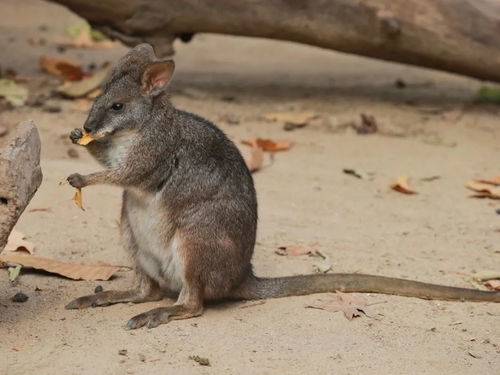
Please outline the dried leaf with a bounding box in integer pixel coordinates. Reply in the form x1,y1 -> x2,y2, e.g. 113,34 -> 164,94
312,262 -> 333,274
390,175 -> 417,195
263,111 -> 318,125
39,57 -> 88,82
8,265 -> 22,282
242,138 -> 292,152
5,230 -> 35,254
276,245 -> 315,256
0,252 -> 131,281
354,113 -> 378,134
476,175 -> 500,186
73,188 -> 84,210
466,180 -> 500,199
63,25 -> 117,49
57,66 -> 111,98
0,79 -> 28,107
470,271 -> 500,282
484,279 -> 500,291
86,88 -> 102,99
28,206 -> 52,213
243,146 -> 264,172
307,292 -> 379,320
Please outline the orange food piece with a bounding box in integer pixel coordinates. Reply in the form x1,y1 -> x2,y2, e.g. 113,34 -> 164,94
72,188 -> 84,210
77,131 -> 96,146
77,131 -> 106,146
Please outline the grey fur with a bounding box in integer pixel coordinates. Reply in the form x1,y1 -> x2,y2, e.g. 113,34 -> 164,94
66,44 -> 499,330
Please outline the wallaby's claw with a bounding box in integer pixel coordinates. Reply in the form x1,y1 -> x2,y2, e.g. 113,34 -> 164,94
125,307 -> 172,330
69,128 -> 83,144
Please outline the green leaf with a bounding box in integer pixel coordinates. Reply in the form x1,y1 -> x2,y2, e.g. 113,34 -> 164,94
0,79 -> 28,107
8,264 -> 22,282
67,22 -> 108,41
478,87 -> 500,104
66,22 -> 87,38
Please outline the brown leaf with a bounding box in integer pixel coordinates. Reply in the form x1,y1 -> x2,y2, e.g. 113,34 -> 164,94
466,180 -> 500,199
0,252 -> 131,281
276,245 -> 315,256
4,230 -> 35,254
390,175 -> 417,195
243,146 -> 264,173
354,113 -> 378,134
242,138 -> 292,152
484,279 -> 500,291
263,111 -> 318,125
57,66 -> 111,98
39,57 -> 89,82
86,88 -> 102,99
307,292 -> 379,320
476,175 -> 500,186
73,188 -> 84,210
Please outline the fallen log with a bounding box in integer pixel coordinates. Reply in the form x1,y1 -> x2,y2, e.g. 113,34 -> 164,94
50,0 -> 500,82
0,121 -> 42,252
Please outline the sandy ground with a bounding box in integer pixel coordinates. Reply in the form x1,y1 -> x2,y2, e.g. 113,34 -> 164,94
1,1 -> 499,374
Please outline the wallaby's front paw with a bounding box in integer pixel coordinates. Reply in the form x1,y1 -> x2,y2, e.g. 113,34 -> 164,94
69,128 -> 83,144
67,173 -> 85,188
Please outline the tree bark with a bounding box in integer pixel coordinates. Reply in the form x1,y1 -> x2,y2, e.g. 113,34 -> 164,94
49,0 -> 500,82
0,121 -> 42,252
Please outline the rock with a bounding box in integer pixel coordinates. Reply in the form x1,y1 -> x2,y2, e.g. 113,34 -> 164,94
12,292 -> 29,303
94,285 -> 103,293
0,121 -> 42,252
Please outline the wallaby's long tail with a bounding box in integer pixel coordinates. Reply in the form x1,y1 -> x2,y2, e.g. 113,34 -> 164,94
231,273 -> 500,302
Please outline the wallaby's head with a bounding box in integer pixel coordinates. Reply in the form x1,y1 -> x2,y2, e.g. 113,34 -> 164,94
83,43 -> 175,137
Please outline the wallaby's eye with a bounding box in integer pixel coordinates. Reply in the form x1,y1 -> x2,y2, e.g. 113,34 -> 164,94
111,103 -> 124,111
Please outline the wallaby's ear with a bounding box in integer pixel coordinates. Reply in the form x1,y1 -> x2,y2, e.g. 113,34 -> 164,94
141,60 -> 175,97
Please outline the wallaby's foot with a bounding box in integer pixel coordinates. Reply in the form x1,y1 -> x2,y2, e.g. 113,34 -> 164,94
67,173 -> 86,189
70,128 -> 83,144
125,304 -> 203,330
66,289 -> 162,309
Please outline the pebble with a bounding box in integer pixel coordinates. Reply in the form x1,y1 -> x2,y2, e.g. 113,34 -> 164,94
12,292 -> 29,303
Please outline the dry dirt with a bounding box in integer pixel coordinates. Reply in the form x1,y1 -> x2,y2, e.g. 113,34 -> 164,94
1,1 -> 499,374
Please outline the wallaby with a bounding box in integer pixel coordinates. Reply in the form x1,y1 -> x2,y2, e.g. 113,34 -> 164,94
66,44 -> 499,330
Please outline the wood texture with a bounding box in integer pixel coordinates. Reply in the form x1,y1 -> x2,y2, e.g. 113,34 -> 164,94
49,0 -> 500,82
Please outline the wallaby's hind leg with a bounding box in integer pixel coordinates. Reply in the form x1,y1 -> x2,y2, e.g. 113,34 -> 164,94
125,276 -> 204,329
67,206 -> 163,309
66,271 -> 162,309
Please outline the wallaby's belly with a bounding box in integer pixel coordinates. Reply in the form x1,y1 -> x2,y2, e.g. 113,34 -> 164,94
125,189 -> 184,292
